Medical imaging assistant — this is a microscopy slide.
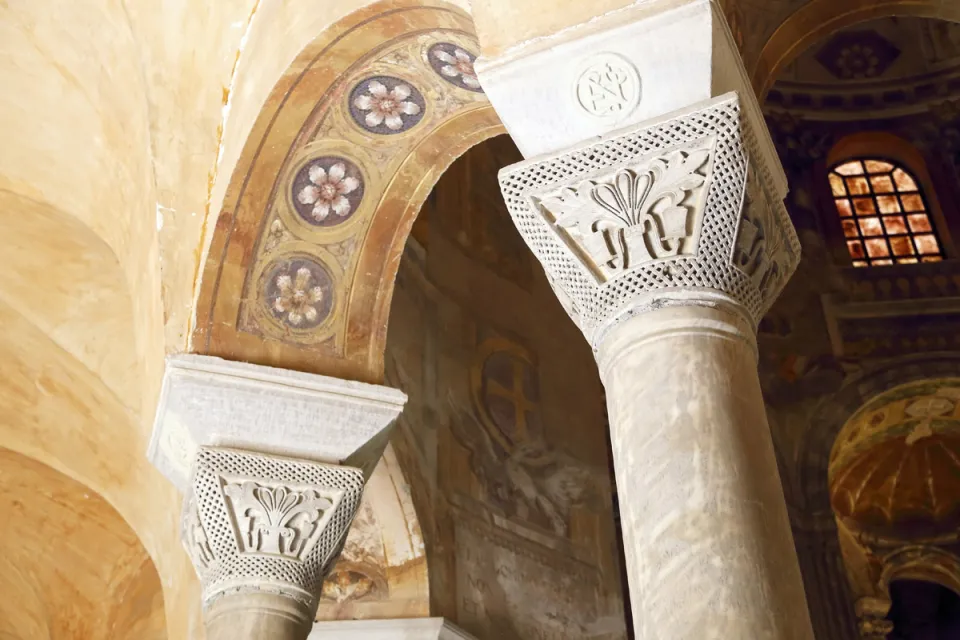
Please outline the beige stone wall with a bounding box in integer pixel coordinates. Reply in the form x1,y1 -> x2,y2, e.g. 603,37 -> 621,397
385,137 -> 627,639
0,449 -> 166,639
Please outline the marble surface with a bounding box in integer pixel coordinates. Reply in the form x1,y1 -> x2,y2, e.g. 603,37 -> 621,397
598,302 -> 814,639
310,617 -> 476,639
149,354 -> 407,491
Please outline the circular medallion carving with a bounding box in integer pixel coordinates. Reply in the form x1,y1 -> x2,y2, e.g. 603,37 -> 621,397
349,76 -> 425,134
292,156 -> 364,226
574,53 -> 641,121
262,257 -> 335,329
428,43 -> 482,92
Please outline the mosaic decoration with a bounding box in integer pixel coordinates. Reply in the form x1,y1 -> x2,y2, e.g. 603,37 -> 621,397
263,257 -> 335,330
349,76 -> 426,135
428,42 -> 482,92
815,30 -> 901,81
291,157 -> 364,226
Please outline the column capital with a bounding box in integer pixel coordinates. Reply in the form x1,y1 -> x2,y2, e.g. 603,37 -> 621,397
147,355 -> 408,636
854,597 -> 894,639
183,446 -> 364,614
498,92 -> 800,349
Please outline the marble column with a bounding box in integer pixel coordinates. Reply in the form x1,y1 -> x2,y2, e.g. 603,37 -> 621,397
480,1 -> 815,636
148,354 -> 407,640
309,618 -> 477,639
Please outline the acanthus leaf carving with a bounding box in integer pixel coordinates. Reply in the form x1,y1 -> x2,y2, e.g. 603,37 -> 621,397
183,498 -> 215,573
223,480 -> 334,560
537,143 -> 713,282
733,169 -> 788,303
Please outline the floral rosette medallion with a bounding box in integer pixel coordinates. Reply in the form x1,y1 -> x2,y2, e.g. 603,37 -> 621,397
263,257 -> 335,330
349,76 -> 426,135
428,43 -> 482,92
291,156 -> 365,227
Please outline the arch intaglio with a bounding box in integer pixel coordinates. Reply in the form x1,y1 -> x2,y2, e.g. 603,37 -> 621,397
7,0 -> 960,638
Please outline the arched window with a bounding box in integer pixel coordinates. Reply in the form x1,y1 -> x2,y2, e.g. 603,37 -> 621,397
828,158 -> 943,267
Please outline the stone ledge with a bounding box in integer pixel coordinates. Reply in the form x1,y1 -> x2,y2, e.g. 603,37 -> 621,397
148,354 -> 407,492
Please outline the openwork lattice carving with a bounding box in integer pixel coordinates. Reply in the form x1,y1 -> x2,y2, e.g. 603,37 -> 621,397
498,92 -> 800,346
183,446 -> 364,610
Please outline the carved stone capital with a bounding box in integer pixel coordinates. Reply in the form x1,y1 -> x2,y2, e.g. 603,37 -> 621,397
854,597 -> 893,639
183,446 -> 365,613
498,92 -> 799,348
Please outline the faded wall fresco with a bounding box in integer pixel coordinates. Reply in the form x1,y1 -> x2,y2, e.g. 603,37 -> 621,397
384,136 -> 627,639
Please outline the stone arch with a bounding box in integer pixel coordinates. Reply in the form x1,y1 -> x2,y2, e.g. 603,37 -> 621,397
753,0 -> 960,98
881,546 -> 960,597
0,189 -> 201,638
192,0 -> 504,384
800,354 -> 960,518
788,355 -> 960,638
189,0 -> 506,620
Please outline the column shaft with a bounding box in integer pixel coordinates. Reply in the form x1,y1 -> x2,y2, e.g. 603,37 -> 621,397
598,300 -> 813,639
205,592 -> 313,640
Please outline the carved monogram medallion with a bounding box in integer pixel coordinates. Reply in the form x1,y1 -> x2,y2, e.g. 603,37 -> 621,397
574,53 -> 641,120
536,141 -> 713,282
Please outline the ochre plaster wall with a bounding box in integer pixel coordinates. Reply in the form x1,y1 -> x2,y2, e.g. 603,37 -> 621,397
0,449 -> 166,639
385,137 -> 627,640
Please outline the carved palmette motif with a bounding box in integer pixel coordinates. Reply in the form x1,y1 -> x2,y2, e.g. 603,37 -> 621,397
499,93 -> 800,346
223,481 -> 334,558
538,145 -> 712,282
183,446 -> 364,609
733,168 -> 789,299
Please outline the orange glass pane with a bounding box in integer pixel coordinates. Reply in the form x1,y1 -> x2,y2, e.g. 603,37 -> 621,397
852,260 -> 868,267
858,217 -> 883,236
893,168 -> 918,191
897,257 -> 919,265
889,236 -> 915,256
922,256 -> 943,263
915,234 -> 940,255
829,174 -> 847,196
865,160 -> 895,173
836,161 -> 865,176
907,214 -> 932,233
873,259 -> 894,266
901,194 -> 925,212
865,238 -> 890,258
853,198 -> 876,215
847,240 -> 866,259
882,216 -> 908,234
841,219 -> 859,238
870,175 -> 895,194
835,199 -> 854,217
846,176 -> 871,195
877,195 -> 901,213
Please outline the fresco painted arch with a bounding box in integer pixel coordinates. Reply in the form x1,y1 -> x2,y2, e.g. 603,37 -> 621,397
192,0 -> 504,384
753,0 -> 960,98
